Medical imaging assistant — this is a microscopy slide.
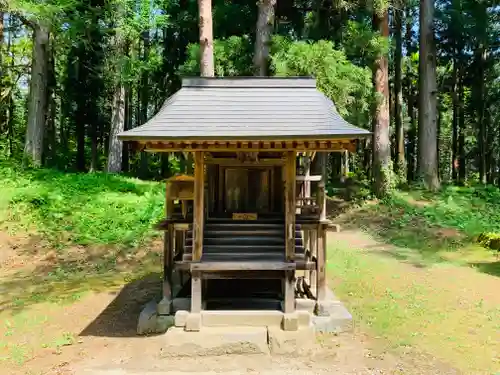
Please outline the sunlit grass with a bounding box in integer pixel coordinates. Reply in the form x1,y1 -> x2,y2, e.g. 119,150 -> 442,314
0,161 -> 164,247
328,241 -> 500,374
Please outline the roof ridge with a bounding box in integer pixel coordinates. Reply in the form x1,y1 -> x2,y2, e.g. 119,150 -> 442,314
181,77 -> 317,89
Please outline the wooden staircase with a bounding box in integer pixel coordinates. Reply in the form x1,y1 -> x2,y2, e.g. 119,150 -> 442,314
182,218 -> 307,263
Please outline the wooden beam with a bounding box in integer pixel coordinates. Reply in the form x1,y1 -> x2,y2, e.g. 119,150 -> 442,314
295,175 -> 322,182
193,151 -> 204,262
190,261 -> 296,272
204,157 -> 286,167
140,139 -> 356,153
317,153 -> 327,221
285,151 -> 296,262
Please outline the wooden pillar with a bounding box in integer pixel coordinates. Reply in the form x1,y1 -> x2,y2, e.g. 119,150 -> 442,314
163,184 -> 174,300
190,271 -> 202,313
309,228 -> 317,296
317,153 -> 327,221
285,151 -> 296,262
283,270 -> 295,313
191,152 -> 204,314
193,151 -> 204,261
316,152 -> 328,301
316,223 -> 327,301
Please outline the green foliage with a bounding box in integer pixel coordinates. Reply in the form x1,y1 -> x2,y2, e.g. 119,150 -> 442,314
270,37 -> 372,127
180,35 -> 254,77
386,184 -> 500,241
477,232 -> 500,250
343,20 -> 389,66
0,162 -> 164,247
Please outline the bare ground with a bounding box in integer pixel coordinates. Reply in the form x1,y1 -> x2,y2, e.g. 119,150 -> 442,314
0,230 -> 468,375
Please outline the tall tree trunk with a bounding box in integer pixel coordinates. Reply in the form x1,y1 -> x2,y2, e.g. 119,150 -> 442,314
75,47 -> 86,171
43,40 -> 56,166
405,10 -> 416,182
417,0 -> 440,190
458,72 -> 466,183
254,0 -> 277,76
122,80 -> 132,172
394,8 -> 405,178
107,16 -> 127,173
6,15 -> 14,157
485,110 -> 493,184
0,12 -> 5,131
198,0 -> 214,77
475,44 -> 487,184
107,83 -> 126,173
24,23 -> 50,167
451,59 -> 458,182
139,32 -> 150,179
372,10 -> 392,197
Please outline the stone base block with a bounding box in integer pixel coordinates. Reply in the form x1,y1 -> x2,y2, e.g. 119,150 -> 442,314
162,326 -> 269,357
174,310 -> 189,327
202,310 -> 283,327
157,297 -> 171,315
312,304 -> 353,333
137,300 -> 173,335
137,300 -> 158,335
185,313 -> 201,332
281,313 -> 299,331
268,326 -> 315,355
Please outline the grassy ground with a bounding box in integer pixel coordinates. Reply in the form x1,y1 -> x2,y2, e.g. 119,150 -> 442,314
335,185 -> 500,275
0,163 -> 499,373
329,187 -> 500,374
0,161 -> 164,247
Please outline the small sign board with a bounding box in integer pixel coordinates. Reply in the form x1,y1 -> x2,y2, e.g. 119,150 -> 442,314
232,213 -> 258,220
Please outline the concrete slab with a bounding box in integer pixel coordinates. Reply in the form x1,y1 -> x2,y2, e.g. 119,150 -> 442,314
201,310 -> 283,327
162,326 -> 270,357
296,310 -> 311,327
295,298 -> 315,314
267,326 -> 316,355
316,300 -> 344,316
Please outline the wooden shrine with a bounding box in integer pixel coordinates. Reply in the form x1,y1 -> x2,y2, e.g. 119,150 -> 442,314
119,77 -> 370,332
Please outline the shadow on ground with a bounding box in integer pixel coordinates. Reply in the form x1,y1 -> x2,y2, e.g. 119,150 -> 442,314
470,261 -> 500,277
0,236 -> 162,314
80,272 -> 162,338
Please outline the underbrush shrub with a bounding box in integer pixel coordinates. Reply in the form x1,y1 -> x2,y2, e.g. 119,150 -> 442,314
477,232 -> 500,250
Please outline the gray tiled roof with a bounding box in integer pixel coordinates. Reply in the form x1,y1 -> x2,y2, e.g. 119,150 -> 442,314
117,77 -> 370,141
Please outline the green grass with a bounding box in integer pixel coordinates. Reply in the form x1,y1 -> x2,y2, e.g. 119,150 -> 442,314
0,161 -> 164,248
328,238 -> 500,374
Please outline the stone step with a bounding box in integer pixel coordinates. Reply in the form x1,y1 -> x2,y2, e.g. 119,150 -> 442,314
163,326 -> 270,356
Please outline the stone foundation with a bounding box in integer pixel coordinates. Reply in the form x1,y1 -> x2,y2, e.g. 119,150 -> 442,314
137,291 -> 352,336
